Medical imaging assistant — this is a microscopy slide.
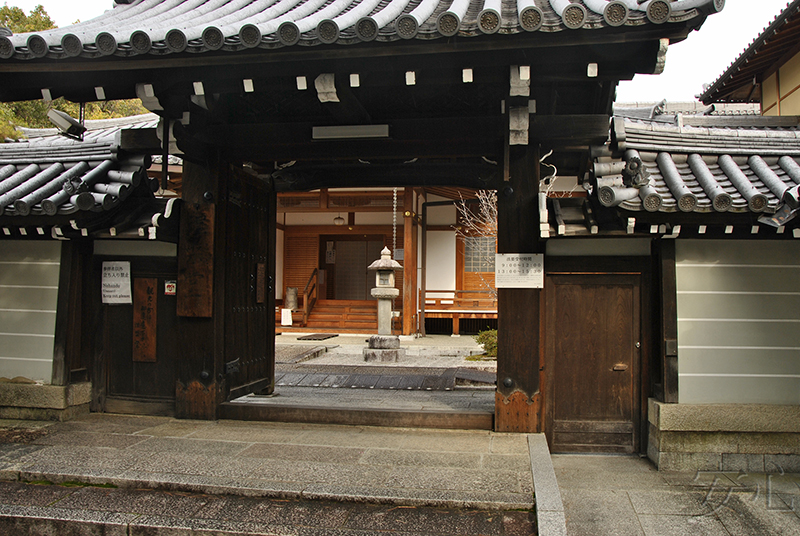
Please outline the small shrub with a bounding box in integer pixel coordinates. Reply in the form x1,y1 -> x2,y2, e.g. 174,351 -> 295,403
474,328 -> 497,358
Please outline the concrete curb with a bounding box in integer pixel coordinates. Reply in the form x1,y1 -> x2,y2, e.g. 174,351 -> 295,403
528,434 -> 567,536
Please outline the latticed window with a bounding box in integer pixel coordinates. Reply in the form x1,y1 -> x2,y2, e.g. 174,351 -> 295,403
464,236 -> 496,272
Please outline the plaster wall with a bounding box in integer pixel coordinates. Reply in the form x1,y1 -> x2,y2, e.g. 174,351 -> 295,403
763,71 -> 778,115
426,231 -> 456,294
761,51 -> 800,116
0,241 -> 61,383
676,240 -> 800,405
276,228 -> 284,300
427,196 -> 457,226
355,212 -> 393,225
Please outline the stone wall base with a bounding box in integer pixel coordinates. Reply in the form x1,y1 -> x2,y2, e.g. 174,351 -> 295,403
648,398 -> 800,472
0,382 -> 92,422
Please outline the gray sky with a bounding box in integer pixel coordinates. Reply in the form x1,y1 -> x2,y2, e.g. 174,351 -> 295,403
6,0 -> 795,104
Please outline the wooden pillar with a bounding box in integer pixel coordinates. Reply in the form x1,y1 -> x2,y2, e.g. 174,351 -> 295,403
658,240 -> 679,403
495,141 -> 543,433
402,188 -> 418,335
52,240 -> 91,387
176,157 -> 225,419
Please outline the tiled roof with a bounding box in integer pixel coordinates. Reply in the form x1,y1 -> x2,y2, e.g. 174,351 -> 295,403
0,0 -> 724,60
592,117 -> 800,218
700,0 -> 800,104
0,115 -> 178,241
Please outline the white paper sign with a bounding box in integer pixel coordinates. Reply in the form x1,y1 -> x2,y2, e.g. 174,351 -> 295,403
495,254 -> 544,288
102,261 -> 132,304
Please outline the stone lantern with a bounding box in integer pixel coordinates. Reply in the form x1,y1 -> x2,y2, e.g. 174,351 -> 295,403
364,247 -> 405,362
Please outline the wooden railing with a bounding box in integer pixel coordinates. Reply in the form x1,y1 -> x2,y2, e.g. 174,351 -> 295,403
302,268 -> 318,326
418,289 -> 497,335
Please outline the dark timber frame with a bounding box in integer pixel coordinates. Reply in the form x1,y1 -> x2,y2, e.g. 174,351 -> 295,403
0,9 -> 712,428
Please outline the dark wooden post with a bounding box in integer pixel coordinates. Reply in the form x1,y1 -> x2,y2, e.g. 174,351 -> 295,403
658,240 -> 679,403
176,156 -> 225,419
52,240 -> 91,386
495,139 -> 543,432
402,188 -> 417,335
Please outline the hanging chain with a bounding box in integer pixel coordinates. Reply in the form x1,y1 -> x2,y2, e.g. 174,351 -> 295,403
392,187 -> 398,257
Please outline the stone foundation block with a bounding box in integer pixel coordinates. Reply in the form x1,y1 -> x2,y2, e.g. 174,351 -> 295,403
722,453 -> 766,473
0,382 -> 91,422
648,399 -> 800,473
363,348 -> 406,362
368,335 -> 400,349
657,452 -> 721,472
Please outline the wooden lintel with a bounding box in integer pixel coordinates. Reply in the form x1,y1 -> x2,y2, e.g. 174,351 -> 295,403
120,127 -> 162,153
529,115 -> 610,145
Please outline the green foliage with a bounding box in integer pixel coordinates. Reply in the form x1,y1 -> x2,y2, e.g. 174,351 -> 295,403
0,5 -> 149,141
0,4 -> 56,33
474,328 -> 498,358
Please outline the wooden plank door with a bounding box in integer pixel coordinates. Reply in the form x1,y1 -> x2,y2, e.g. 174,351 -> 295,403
222,171 -> 275,402
102,263 -> 178,416
545,274 -> 641,453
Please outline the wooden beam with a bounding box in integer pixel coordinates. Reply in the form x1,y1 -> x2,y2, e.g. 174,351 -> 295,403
529,114 -> 610,145
185,116 -> 506,163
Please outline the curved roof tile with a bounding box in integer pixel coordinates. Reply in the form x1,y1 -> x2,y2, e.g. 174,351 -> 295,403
0,125 -> 155,218
593,118 -> 800,216
0,0 -> 723,60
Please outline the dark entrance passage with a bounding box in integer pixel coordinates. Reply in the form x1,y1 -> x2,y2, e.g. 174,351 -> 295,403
545,274 -> 642,453
321,236 -> 384,300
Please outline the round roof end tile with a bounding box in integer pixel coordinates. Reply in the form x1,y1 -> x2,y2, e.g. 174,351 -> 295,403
41,199 -> 58,216
478,9 -> 501,34
277,22 -> 299,46
749,194 -> 769,213
27,34 -> 48,58
395,15 -> 418,39
562,4 -> 586,30
240,24 -> 262,48
356,17 -> 378,42
96,32 -> 118,56
437,12 -> 460,37
61,34 -> 83,57
712,193 -> 732,212
130,30 -> 151,54
317,19 -> 339,44
76,192 -> 96,212
202,26 -> 224,50
166,29 -> 187,53
519,6 -> 543,32
646,0 -> 671,24
678,194 -> 697,213
604,2 -> 629,27
643,193 -> 662,212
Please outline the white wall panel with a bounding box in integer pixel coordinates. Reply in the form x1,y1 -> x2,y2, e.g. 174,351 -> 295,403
0,241 -> 60,383
676,240 -> 800,405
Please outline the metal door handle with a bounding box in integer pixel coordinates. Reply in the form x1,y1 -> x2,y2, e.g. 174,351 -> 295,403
613,364 -> 628,372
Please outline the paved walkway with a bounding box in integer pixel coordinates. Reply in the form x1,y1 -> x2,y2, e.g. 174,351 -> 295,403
0,415 -> 539,534
554,454 -> 800,536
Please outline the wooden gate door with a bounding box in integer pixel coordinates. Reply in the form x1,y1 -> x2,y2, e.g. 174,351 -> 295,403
100,259 -> 178,416
545,274 -> 641,453
222,169 -> 275,401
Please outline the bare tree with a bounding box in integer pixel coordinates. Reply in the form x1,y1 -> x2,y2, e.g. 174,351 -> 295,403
453,190 -> 498,299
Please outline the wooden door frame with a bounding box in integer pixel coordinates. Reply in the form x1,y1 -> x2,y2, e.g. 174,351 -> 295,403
543,256 -> 652,454
91,255 -> 179,417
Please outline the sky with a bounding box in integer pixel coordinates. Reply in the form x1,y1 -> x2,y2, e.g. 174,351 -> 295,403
4,0 -> 796,104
